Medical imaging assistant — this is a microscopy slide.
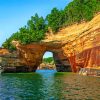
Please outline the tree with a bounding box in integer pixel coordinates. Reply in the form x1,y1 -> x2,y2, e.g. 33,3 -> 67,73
2,0 -> 100,50
46,8 -> 64,32
43,57 -> 54,63
2,13 -> 47,50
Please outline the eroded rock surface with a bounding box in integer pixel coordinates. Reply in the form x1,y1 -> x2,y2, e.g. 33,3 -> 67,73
1,14 -> 100,73
0,51 -> 29,73
0,48 -> 9,55
12,41 -> 71,72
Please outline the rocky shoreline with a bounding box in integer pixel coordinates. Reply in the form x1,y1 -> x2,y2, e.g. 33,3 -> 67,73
0,49 -> 100,77
38,62 -> 56,70
0,51 -> 29,73
79,68 -> 100,77
0,50 -> 56,73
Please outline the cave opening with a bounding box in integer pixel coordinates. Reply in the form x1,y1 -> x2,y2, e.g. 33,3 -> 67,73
38,51 -> 56,70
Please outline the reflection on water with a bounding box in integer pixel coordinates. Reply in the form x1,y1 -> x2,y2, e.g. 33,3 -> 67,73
0,70 -> 100,100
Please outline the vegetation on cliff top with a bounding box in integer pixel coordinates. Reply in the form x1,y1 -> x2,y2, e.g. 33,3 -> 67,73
2,0 -> 100,50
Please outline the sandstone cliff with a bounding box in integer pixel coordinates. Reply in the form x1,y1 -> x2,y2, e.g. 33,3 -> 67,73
44,13 -> 100,72
0,48 -> 9,55
1,13 -> 100,73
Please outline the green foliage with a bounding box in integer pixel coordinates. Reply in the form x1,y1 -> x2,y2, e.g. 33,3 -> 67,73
2,14 -> 47,50
46,8 -> 64,32
63,0 -> 100,25
43,57 -> 54,64
2,0 -> 100,50
47,0 -> 100,30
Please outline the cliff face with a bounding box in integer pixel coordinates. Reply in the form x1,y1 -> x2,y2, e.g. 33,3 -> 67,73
0,51 -> 28,73
10,14 -> 100,73
12,41 -> 71,72
0,48 -> 9,55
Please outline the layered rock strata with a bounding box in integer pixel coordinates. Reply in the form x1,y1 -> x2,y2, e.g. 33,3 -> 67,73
0,51 -> 29,73
0,48 -> 9,55
12,41 -> 71,72
1,13 -> 100,73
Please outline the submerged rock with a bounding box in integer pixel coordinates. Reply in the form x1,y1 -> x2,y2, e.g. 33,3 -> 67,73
79,68 -> 100,76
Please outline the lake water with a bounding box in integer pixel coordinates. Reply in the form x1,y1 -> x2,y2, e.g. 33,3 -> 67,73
0,70 -> 100,100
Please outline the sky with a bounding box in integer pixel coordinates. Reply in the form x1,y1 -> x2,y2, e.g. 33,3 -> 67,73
0,0 -> 72,58
43,51 -> 53,58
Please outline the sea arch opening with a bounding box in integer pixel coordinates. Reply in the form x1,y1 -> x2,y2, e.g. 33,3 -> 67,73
38,51 -> 56,70
38,50 -> 72,72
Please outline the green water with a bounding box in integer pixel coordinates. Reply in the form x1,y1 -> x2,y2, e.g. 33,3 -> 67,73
0,70 -> 100,100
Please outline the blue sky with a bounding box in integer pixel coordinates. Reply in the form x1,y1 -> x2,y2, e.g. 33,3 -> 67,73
43,51 -> 53,58
0,0 -> 72,57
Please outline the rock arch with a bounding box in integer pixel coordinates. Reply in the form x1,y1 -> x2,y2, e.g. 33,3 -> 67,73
11,14 -> 100,73
12,41 -> 72,72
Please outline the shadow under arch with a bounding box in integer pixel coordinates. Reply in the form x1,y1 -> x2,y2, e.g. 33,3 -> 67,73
38,50 -> 72,72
